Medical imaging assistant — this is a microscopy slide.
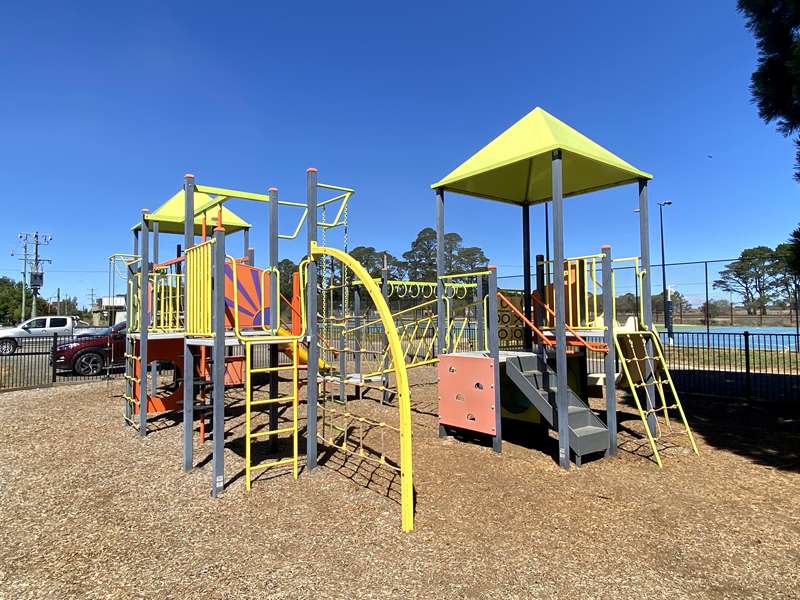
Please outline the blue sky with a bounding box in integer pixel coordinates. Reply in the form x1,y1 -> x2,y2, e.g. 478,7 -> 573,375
1,2 -> 797,308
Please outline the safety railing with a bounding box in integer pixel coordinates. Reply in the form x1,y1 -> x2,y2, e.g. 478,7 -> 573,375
536,253 -> 644,332
150,260 -> 185,333
193,181 -> 352,241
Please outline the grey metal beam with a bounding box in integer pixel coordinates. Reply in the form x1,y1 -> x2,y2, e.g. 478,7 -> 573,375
522,204 -> 532,351
535,254 -> 545,329
487,266 -> 502,453
151,222 -> 159,397
435,188 -> 446,355
268,187 -> 279,452
184,174 -> 194,258
638,180 -> 657,435
601,245 -> 617,456
551,151 -> 570,470
475,275 -> 485,350
211,225 -> 226,497
182,174 -> 195,470
181,340 -> 194,471
138,209 -> 150,436
306,168 -> 319,470
353,290 -> 362,375
381,261 -> 390,407
243,228 -> 250,261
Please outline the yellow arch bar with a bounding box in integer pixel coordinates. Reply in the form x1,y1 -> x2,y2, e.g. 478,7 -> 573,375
309,242 -> 414,533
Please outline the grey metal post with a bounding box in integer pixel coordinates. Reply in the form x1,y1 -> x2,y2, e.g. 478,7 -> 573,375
338,325 -> 346,402
151,222 -> 159,396
243,228 -> 250,261
535,254 -> 545,329
487,266 -> 502,453
638,180 -> 657,435
138,210 -> 150,436
268,187 -> 279,451
475,275 -> 485,350
522,203 -> 533,351
435,188 -> 446,355
381,263 -> 390,406
152,222 -> 159,263
211,226 -> 226,497
551,151 -> 570,469
353,290 -> 362,375
182,174 -> 195,471
306,168 -> 319,470
601,245 -> 617,456
704,261 -> 710,335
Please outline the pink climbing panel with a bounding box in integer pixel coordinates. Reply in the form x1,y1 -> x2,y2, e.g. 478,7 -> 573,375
438,354 -> 496,435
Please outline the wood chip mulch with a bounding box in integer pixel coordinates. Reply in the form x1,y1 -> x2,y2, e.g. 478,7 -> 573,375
1,369 -> 799,599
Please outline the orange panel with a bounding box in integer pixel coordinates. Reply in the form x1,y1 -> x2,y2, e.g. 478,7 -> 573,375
133,338 -> 185,414
438,354 -> 496,435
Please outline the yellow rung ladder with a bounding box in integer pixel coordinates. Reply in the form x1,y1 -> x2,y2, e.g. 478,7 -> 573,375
244,339 -> 299,491
614,329 -> 699,467
122,336 -> 141,427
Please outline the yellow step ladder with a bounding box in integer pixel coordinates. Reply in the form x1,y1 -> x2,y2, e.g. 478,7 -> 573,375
614,329 -> 699,467
244,339 -> 300,490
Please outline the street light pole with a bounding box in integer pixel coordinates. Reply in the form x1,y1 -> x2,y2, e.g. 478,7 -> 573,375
658,200 -> 673,340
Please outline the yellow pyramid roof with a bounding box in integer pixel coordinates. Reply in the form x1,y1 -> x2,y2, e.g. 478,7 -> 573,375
431,107 -> 652,204
137,190 -> 251,234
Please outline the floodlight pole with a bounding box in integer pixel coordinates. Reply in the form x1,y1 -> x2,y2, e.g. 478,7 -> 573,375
658,200 -> 673,341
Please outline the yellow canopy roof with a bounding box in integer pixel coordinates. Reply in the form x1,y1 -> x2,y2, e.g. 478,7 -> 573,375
431,107 -> 652,205
136,190 -> 251,234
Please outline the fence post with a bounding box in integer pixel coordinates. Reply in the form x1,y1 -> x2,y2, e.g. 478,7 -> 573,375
744,330 -> 752,401
51,333 -> 58,383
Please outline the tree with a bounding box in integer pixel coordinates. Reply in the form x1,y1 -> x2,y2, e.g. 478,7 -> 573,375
738,1 -> 800,181
277,258 -> 297,299
786,223 -> 800,277
700,299 -> 732,319
615,293 -> 639,316
772,242 -> 799,308
713,247 -> 777,315
402,228 -> 438,281
402,228 -> 489,281
349,246 -> 406,279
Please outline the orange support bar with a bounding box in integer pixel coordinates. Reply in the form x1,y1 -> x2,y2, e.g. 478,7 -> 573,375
496,291 -> 554,347
530,292 -> 607,353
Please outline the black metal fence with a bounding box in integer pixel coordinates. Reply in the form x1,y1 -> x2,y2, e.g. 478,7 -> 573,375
0,333 -> 125,392
585,331 -> 800,402
659,331 -> 800,402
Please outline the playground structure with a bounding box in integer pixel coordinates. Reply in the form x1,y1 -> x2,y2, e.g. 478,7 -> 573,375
121,170 -> 414,531
429,107 -> 698,468
119,106 -> 699,534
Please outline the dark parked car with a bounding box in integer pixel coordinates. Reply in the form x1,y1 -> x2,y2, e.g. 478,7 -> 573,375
53,322 -> 126,376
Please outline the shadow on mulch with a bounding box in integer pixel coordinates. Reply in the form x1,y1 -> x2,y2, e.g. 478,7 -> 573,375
679,392 -> 800,472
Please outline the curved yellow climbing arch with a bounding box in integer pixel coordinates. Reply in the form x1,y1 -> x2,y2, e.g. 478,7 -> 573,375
309,242 -> 414,532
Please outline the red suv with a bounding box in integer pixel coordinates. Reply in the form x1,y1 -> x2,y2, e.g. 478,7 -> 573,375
53,322 -> 127,376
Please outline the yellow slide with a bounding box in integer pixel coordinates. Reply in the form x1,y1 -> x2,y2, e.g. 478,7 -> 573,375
276,328 -> 328,370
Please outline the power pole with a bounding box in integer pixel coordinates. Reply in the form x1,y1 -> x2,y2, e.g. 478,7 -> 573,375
12,232 -> 53,322
87,288 -> 97,310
